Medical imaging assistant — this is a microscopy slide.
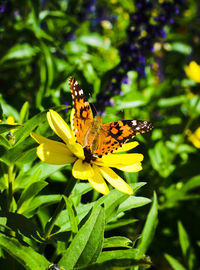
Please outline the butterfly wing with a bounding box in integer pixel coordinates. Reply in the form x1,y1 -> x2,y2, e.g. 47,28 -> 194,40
93,120 -> 153,158
69,77 -> 93,145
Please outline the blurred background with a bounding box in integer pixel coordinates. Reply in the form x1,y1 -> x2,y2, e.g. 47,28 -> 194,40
0,0 -> 200,269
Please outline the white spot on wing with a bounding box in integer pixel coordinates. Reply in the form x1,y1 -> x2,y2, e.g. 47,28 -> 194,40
79,89 -> 83,95
132,120 -> 137,126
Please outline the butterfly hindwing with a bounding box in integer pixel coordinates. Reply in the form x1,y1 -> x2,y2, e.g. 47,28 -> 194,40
93,120 -> 153,157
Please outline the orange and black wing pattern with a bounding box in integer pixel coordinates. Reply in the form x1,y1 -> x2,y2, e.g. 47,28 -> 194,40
92,120 -> 153,158
69,77 -> 93,146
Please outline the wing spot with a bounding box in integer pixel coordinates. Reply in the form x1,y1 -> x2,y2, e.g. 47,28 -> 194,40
132,120 -> 137,126
74,91 -> 78,96
111,127 -> 118,134
79,89 -> 84,95
135,126 -> 141,130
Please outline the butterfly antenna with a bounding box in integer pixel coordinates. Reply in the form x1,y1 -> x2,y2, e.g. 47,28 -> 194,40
88,92 -> 98,116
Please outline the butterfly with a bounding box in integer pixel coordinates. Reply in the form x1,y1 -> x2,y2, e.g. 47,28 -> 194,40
69,77 -> 153,162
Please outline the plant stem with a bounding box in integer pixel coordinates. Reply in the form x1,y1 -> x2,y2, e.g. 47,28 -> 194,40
44,177 -> 77,240
8,164 -> 14,211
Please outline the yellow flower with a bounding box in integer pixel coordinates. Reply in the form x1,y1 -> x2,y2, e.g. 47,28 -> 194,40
6,116 -> 18,133
187,127 -> 200,149
31,110 -> 144,195
184,61 -> 200,83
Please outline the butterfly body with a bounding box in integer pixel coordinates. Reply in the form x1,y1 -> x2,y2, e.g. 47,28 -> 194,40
69,77 -> 153,162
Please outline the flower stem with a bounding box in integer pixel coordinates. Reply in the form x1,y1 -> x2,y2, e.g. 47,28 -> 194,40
7,164 -> 14,211
43,177 -> 77,240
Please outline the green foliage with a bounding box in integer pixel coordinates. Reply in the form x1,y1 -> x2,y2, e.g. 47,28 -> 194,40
0,0 -> 200,270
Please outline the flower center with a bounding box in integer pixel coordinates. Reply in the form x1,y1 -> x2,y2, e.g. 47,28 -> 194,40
83,147 -> 97,163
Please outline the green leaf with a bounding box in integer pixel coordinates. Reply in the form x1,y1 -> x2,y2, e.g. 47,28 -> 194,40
115,100 -> 147,110
94,189 -> 128,223
24,195 -> 62,217
17,181 -> 47,214
14,110 -> 47,145
149,141 -> 175,178
64,197 -> 78,234
158,95 -> 187,107
0,44 -> 39,63
40,41 -> 54,88
75,249 -> 151,269
103,237 -> 132,249
165,254 -> 187,270
14,167 -> 42,191
58,206 -> 105,269
0,135 -> 10,148
0,124 -> 21,134
19,101 -> 29,124
0,103 -> 3,119
117,196 -> 151,214
170,42 -> 192,55
137,192 -> 158,254
55,203 -> 94,234
0,234 -> 50,270
105,218 -> 138,231
178,221 -> 196,270
0,137 -> 35,165
79,34 -> 106,48
182,175 -> 200,193
23,162 -> 66,183
0,103 -> 19,121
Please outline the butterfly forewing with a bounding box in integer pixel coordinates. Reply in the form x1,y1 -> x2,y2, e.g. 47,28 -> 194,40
69,77 -> 94,145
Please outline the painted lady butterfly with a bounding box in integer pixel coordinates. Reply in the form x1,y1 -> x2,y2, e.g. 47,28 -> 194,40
69,77 -> 153,162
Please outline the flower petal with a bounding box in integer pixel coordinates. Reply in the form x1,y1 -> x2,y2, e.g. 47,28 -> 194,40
47,110 -> 75,144
88,165 -> 109,195
70,108 -> 75,131
99,167 -> 133,195
72,159 -> 94,180
115,163 -> 143,172
114,141 -> 139,153
37,142 -> 76,165
67,142 -> 85,160
94,153 -> 144,167
185,61 -> 200,83
31,132 -> 57,145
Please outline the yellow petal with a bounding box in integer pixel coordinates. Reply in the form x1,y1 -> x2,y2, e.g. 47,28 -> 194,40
70,108 -> 75,131
99,166 -> 133,195
67,142 -> 85,160
114,141 -> 139,153
37,142 -> 76,165
94,153 -> 144,167
88,165 -> 109,195
194,127 -> 200,138
31,132 -> 57,145
47,110 -> 75,144
72,159 -> 94,180
115,163 -> 143,172
185,61 -> 200,83
6,116 -> 16,125
188,134 -> 200,148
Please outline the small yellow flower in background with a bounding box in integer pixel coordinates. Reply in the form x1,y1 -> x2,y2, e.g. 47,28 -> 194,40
186,127 -> 200,149
31,110 -> 144,195
184,61 -> 200,83
6,116 -> 18,134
